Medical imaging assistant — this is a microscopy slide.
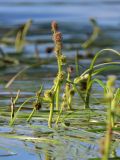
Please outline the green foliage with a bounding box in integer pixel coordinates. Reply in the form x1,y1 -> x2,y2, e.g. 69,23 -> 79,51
15,19 -> 32,52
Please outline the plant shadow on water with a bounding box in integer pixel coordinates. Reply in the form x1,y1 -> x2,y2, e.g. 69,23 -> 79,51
0,0 -> 120,160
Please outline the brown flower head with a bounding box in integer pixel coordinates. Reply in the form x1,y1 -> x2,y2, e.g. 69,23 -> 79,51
51,21 -> 58,32
53,32 -> 62,43
67,66 -> 74,74
34,102 -> 42,110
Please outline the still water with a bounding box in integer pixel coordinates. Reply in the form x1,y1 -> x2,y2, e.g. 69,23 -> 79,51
0,0 -> 120,25
0,0 -> 120,160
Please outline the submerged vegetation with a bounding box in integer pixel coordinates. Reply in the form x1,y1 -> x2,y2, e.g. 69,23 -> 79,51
0,19 -> 120,160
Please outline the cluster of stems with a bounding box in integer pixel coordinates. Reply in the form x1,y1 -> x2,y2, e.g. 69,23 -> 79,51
10,90 -> 20,122
27,87 -> 42,122
9,21 -> 120,131
65,66 -> 75,110
51,21 -> 66,110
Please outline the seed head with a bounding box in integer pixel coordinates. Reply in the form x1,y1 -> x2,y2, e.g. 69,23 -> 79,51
54,43 -> 62,57
58,71 -> 66,83
106,75 -> 116,100
80,81 -> 87,90
53,32 -> 62,43
51,21 -> 58,32
34,101 -> 42,110
44,90 -> 53,101
69,89 -> 75,96
67,66 -> 74,74
107,75 -> 116,88
74,74 -> 89,84
65,83 -> 70,90
61,101 -> 67,110
60,55 -> 66,64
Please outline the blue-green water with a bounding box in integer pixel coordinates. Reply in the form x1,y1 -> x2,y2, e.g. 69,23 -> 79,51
0,0 -> 120,25
0,0 -> 120,160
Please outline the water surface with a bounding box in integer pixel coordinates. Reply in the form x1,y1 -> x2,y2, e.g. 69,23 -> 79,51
0,0 -> 120,160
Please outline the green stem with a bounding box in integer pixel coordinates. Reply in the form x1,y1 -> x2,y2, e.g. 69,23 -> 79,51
83,49 -> 120,109
58,58 -> 62,73
48,99 -> 54,128
111,112 -> 114,128
68,96 -> 72,110
75,52 -> 79,76
55,104 -> 63,125
102,104 -> 112,160
27,108 -> 36,122
72,83 -> 85,104
9,96 -> 35,126
56,58 -> 62,110
81,61 -> 120,77
66,73 -> 71,110
54,78 -> 60,111
85,74 -> 92,109
56,84 -> 60,110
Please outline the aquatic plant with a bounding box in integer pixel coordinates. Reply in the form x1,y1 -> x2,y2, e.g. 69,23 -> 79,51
6,21 -> 120,136
10,90 -> 20,120
51,21 -> 66,110
82,49 -> 120,108
101,76 -> 116,160
0,47 -> 19,65
9,95 -> 35,126
27,86 -> 43,122
82,18 -> 101,49
75,51 -> 79,76
15,19 -> 32,52
6,22 -> 120,128
0,19 -> 32,53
